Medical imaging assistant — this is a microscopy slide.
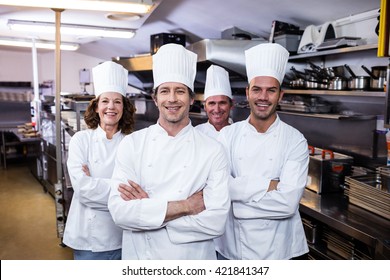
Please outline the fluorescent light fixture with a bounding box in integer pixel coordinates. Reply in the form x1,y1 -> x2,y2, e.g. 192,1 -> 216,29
0,0 -> 154,14
8,19 -> 136,39
0,37 -> 79,51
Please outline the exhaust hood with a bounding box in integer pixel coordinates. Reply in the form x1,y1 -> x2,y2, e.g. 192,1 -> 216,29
113,39 -> 265,93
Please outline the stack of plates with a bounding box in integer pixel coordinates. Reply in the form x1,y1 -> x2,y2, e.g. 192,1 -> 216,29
344,171 -> 390,220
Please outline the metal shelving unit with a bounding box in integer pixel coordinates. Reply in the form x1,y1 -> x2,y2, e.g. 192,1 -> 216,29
283,89 -> 386,97
289,43 -> 378,60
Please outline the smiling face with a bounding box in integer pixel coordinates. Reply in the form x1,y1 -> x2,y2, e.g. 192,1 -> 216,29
204,95 -> 232,131
95,92 -> 124,132
154,82 -> 194,130
246,76 -> 284,132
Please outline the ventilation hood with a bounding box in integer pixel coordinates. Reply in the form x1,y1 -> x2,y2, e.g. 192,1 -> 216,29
113,39 -> 265,93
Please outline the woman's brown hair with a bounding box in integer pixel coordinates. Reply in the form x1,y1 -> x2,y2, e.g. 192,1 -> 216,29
84,95 -> 136,135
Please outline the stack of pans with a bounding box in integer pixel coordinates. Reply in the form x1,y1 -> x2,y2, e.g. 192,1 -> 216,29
344,167 -> 390,220
322,227 -> 372,259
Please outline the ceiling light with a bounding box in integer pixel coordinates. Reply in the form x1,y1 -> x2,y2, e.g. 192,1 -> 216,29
8,19 -> 136,39
106,13 -> 143,21
0,37 -> 79,51
0,0 -> 154,14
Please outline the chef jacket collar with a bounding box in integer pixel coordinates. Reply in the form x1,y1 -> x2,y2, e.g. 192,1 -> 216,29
96,125 -> 122,140
245,114 -> 280,134
154,120 -> 193,137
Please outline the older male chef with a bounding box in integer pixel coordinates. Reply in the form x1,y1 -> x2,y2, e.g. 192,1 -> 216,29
196,65 -> 233,139
108,43 -> 230,260
214,43 -> 309,260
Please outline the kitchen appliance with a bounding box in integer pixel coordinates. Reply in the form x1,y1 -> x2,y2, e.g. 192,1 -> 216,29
316,36 -> 362,50
307,146 -> 353,194
298,22 -> 336,54
150,33 -> 186,54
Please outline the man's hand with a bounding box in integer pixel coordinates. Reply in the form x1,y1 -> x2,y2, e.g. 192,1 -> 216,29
185,190 -> 205,215
118,180 -> 149,201
268,179 -> 279,192
164,190 -> 206,222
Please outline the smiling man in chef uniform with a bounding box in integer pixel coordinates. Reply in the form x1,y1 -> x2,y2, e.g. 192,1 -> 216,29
108,43 -> 230,260
215,43 -> 310,260
196,65 -> 233,138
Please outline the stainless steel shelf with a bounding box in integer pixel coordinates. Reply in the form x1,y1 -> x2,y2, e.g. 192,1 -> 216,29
278,110 -> 376,120
289,44 -> 378,60
283,89 -> 386,97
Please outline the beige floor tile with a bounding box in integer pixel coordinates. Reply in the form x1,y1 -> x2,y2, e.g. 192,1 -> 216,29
0,163 -> 73,260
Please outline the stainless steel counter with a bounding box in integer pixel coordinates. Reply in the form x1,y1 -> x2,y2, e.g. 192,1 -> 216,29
300,188 -> 390,259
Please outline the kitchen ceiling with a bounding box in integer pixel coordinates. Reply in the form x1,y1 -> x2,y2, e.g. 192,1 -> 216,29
0,0 -> 381,59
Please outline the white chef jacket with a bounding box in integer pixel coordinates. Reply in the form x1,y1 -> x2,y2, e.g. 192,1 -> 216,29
63,125 -> 124,252
196,121 -> 219,139
108,122 -> 230,260
195,118 -> 233,139
214,116 -> 309,260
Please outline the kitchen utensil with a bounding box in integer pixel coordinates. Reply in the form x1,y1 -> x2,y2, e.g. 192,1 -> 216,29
361,65 -> 386,90
344,64 -> 369,90
328,77 -> 347,90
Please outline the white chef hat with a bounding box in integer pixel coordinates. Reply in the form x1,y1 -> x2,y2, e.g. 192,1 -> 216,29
245,43 -> 289,85
152,43 -> 197,91
92,61 -> 128,97
204,65 -> 232,100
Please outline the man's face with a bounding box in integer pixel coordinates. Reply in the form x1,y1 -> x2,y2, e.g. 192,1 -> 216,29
154,82 -> 193,126
204,95 -> 232,128
246,76 -> 283,122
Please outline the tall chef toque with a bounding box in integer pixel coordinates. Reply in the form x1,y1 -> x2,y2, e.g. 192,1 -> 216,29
92,61 -> 128,97
245,43 -> 289,85
152,43 -> 197,91
204,65 -> 232,100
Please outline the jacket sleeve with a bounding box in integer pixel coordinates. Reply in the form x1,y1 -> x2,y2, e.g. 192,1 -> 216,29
232,137 -> 309,220
67,132 -> 112,211
165,146 -> 231,243
108,135 -> 168,231
217,129 -> 270,202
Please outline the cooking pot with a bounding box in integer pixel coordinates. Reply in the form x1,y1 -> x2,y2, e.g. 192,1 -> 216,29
371,66 -> 387,78
305,78 -> 318,89
307,146 -> 353,194
328,77 -> 347,90
290,78 -> 305,88
361,65 -> 386,90
344,64 -> 369,90
323,65 -> 346,79
318,79 -> 329,89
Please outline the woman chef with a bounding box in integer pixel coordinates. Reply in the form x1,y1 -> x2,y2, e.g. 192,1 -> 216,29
63,61 -> 136,260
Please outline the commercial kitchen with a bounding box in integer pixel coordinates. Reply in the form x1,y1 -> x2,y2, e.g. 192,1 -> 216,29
0,0 -> 389,261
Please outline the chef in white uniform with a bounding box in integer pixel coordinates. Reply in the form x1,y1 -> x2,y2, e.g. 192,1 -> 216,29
196,65 -> 233,139
108,43 -> 230,260
215,43 -> 309,260
64,61 -> 136,260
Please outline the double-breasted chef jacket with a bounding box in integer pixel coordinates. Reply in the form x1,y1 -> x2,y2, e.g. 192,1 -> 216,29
64,125 -> 123,252
108,122 -> 230,260
215,116 -> 309,260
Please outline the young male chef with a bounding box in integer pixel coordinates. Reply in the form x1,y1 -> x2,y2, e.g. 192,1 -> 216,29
196,65 -> 233,138
215,43 -> 309,260
108,43 -> 230,260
